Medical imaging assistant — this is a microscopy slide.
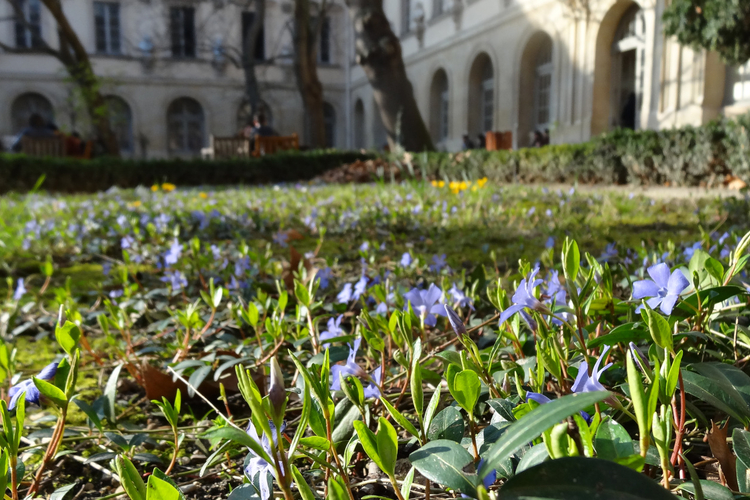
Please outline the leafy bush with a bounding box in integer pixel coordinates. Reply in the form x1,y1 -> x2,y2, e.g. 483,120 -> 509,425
0,150 -> 370,193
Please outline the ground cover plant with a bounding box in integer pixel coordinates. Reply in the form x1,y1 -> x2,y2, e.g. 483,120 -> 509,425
0,180 -> 750,499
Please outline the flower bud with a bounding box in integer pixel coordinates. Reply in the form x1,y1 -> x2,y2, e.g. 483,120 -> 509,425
444,305 -> 466,336
268,356 -> 286,424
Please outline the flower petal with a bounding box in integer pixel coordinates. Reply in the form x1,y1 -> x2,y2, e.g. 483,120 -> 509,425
526,392 -> 551,405
659,294 -> 679,316
571,360 -> 590,393
498,304 -> 525,326
632,279 -> 660,300
423,284 -> 443,307
37,361 -> 59,380
666,269 -> 689,296
647,263 -> 671,288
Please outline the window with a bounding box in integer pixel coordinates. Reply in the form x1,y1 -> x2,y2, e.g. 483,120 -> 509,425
167,98 -> 204,154
170,7 -> 195,58
440,89 -> 449,141
319,17 -> 331,64
14,0 -> 42,49
534,40 -> 553,129
353,100 -> 365,149
241,12 -> 266,61
728,61 -> 750,103
432,0 -> 443,17
481,62 -> 493,133
323,102 -> 336,148
106,96 -> 133,153
94,2 -> 121,54
11,92 -> 54,132
401,0 -> 410,35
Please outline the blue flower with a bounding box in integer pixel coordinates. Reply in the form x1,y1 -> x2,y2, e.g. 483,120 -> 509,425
315,267 -> 332,289
161,270 -> 187,291
353,276 -> 368,300
400,252 -> 413,268
163,239 -> 182,267
430,254 -> 447,273
448,284 -> 473,309
273,231 -> 289,248
244,420 -> 285,500
404,284 -> 446,327
498,266 -> 546,327
683,242 -> 702,261
329,338 -> 380,397
336,283 -> 353,303
599,243 -> 618,262
545,237 -> 555,249
9,361 -> 58,410
319,315 -> 344,347
632,263 -> 689,315
121,235 -> 135,249
444,305 -> 466,336
359,241 -> 370,252
363,366 -> 382,399
13,278 -> 26,301
571,345 -> 612,393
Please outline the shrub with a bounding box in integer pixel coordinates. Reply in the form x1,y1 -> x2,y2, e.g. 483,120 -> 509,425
0,150 -> 371,193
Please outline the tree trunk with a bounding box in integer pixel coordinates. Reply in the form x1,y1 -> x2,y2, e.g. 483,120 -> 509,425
242,0 -> 265,113
344,0 -> 434,151
293,0 -> 327,148
41,0 -> 120,156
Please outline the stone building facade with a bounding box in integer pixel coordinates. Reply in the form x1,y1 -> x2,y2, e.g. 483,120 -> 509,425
1,0 -> 749,156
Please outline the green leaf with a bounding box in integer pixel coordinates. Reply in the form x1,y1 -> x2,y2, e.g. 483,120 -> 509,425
409,439 -> 477,496
411,339 -> 424,419
401,466 -> 415,500
105,363 -> 123,423
380,397 -> 420,439
499,457 -> 675,499
291,465 -> 316,500
516,445 -> 549,473
146,474 -> 181,500
152,468 -> 186,499
73,397 -> 103,432
427,406 -> 464,443
481,391 -> 610,478
422,388 -> 441,432
586,323 -> 649,349
202,426 -> 272,464
299,436 -> 331,451
353,420 -> 385,473
116,455 -> 147,500
33,377 -> 67,408
49,483 -> 77,500
734,428 -> 750,470
594,418 -> 634,461
640,304 -> 672,353
450,370 -> 481,417
55,321 -> 81,356
682,368 -> 750,425
705,258 -> 725,283
376,417 -> 398,477
562,238 -> 580,284
678,480 -> 734,500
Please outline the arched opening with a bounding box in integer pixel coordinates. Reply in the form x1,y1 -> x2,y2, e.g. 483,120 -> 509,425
429,69 -> 449,145
518,32 -> 553,147
167,97 -> 205,154
323,102 -> 336,148
591,1 -> 645,135
105,96 -> 133,154
468,53 -> 494,137
11,92 -> 54,132
353,99 -> 365,149
237,100 -> 273,130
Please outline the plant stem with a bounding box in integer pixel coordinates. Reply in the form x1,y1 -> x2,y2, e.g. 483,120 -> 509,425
10,455 -> 18,500
28,406 -> 67,497
325,415 -> 356,500
165,426 -> 179,475
389,474 -> 407,500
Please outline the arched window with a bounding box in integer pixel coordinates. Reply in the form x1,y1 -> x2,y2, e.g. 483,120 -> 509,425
11,92 -> 54,132
468,53 -> 494,136
430,69 -> 449,144
518,32 -> 554,147
323,102 -> 336,148
610,4 -> 645,130
354,99 -> 365,149
105,96 -> 133,154
534,39 -> 553,131
167,97 -> 204,154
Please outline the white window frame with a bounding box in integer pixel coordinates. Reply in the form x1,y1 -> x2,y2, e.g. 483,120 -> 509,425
94,2 -> 121,55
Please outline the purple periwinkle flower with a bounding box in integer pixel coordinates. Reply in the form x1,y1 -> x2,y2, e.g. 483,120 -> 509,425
13,278 -> 26,301
571,345 -> 612,393
363,366 -> 382,399
444,305 -> 466,336
683,242 -> 702,261
273,231 -> 289,248
9,361 -> 58,410
163,239 -> 182,267
632,263 -> 689,315
319,315 -> 345,347
448,284 -> 473,309
404,284 -> 446,327
336,283 -> 353,303
161,270 -> 187,291
315,267 -> 332,289
430,254 -> 447,273
329,338 -> 379,397
599,243 -> 618,262
498,266 -> 546,326
400,252 -> 413,268
359,242 -> 370,252
245,420 -> 285,500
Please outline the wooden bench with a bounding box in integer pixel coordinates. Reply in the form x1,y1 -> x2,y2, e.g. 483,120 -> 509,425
253,133 -> 299,156
202,135 -> 252,160
21,136 -> 66,157
485,131 -> 513,151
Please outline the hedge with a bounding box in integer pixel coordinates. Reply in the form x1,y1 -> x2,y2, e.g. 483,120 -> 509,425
410,113 -> 750,187
3,114 -> 750,193
0,150 -> 371,194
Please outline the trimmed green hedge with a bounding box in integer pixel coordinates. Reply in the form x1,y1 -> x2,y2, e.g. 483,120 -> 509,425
413,114 -> 750,187
0,150 -> 371,193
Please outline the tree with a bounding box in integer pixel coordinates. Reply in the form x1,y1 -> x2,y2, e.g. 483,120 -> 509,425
241,0 -> 266,115
344,0 -> 433,151
663,0 -> 750,66
292,0 -> 327,148
1,0 -> 120,156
